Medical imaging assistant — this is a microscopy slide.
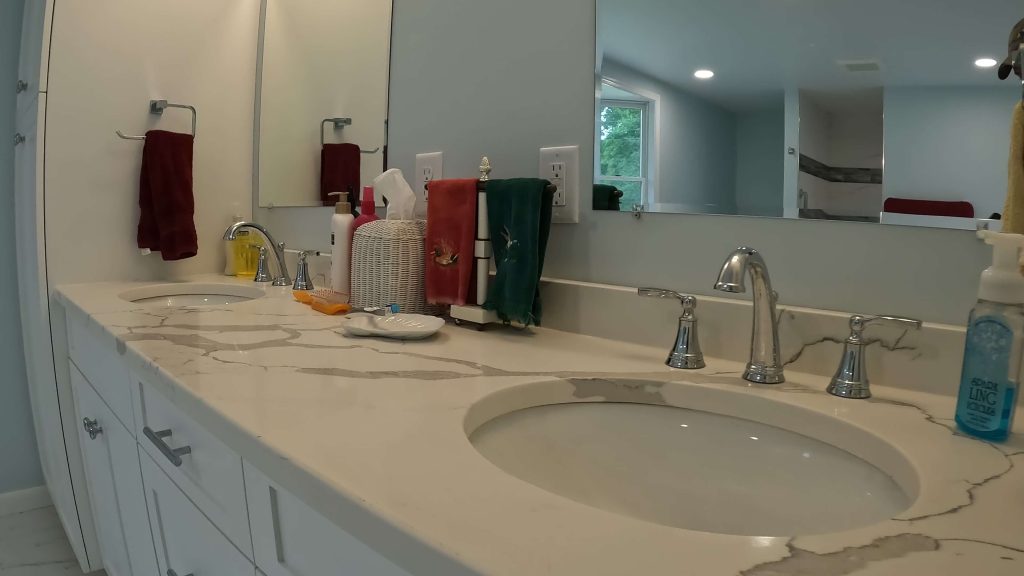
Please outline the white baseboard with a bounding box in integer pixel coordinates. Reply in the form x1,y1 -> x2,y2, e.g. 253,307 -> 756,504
0,485 -> 52,516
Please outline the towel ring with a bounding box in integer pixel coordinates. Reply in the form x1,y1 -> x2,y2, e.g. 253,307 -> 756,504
116,100 -> 197,141
320,117 -> 380,154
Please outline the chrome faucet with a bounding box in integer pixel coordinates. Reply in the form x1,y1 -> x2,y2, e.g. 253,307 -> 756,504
714,247 -> 784,384
223,222 -> 291,287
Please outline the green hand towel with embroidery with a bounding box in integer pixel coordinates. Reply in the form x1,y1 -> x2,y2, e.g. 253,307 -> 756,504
483,178 -> 554,326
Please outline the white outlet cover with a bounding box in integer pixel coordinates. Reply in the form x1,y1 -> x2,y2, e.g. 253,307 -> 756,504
415,152 -> 444,201
540,146 -> 579,224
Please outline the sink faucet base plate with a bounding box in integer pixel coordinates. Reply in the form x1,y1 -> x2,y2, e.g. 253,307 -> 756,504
743,364 -> 785,384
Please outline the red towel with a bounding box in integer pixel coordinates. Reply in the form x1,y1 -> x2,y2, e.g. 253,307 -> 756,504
426,179 -> 478,306
137,130 -> 197,261
320,143 -> 361,206
883,198 -> 975,218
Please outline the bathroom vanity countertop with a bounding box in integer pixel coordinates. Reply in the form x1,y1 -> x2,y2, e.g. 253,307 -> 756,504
56,279 -> 1024,576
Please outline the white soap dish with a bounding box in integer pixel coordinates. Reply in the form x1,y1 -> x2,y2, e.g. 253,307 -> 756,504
338,313 -> 445,340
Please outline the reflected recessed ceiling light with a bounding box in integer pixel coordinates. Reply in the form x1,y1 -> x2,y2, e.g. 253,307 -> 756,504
975,58 -> 999,69
694,69 -> 715,80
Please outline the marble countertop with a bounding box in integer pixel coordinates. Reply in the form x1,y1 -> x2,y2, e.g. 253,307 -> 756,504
56,278 -> 1024,576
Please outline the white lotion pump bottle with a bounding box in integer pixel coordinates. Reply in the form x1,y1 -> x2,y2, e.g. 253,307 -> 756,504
328,191 -> 355,294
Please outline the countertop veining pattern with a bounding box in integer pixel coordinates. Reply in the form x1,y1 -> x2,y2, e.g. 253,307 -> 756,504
55,280 -> 1024,576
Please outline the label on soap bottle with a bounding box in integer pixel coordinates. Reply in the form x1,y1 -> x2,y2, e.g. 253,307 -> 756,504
957,315 -> 1014,432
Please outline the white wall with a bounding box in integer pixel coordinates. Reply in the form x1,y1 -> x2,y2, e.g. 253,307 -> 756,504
601,58 -> 737,214
885,86 -> 1019,219
258,0 -> 391,208
1,0 -> 43,496
734,107 -> 784,217
269,0 -> 989,326
45,0 -> 259,288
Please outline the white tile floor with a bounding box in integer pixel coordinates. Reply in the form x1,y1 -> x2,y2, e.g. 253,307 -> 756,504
0,506 -> 87,575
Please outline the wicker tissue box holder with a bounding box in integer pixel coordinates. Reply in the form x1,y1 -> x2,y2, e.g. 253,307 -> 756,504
350,220 -> 438,315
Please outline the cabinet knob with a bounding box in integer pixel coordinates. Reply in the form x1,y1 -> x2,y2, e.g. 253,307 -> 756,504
82,418 -> 103,440
15,80 -> 28,93
13,133 -> 26,146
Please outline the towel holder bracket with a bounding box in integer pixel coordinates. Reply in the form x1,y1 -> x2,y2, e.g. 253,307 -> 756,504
320,117 -> 380,154
116,99 -> 197,141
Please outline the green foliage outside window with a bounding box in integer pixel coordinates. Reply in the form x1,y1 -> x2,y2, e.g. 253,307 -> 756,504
599,103 -> 644,210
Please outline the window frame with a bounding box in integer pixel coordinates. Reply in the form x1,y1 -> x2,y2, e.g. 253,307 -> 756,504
596,79 -> 658,210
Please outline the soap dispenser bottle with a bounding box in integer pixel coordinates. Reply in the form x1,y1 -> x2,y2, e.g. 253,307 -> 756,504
328,191 -> 355,294
955,231 -> 1024,441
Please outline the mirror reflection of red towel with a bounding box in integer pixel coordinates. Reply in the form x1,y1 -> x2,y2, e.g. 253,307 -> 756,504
320,143 -> 361,206
425,179 -> 478,305
137,130 -> 197,261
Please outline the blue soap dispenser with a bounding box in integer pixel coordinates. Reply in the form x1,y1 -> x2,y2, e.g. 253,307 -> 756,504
955,231 -> 1024,441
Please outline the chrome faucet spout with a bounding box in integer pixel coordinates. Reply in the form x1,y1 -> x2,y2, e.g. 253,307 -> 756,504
223,222 -> 291,286
714,247 -> 784,384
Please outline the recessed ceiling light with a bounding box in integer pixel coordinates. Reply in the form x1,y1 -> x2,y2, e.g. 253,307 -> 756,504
975,58 -> 999,69
694,69 -> 715,80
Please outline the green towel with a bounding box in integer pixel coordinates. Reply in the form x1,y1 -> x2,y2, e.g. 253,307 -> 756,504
592,184 -> 619,211
483,178 -> 554,326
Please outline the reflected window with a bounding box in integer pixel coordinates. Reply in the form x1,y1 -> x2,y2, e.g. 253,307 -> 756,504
598,90 -> 649,209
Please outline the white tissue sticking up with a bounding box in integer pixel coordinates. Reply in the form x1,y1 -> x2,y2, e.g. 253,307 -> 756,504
373,169 -> 417,220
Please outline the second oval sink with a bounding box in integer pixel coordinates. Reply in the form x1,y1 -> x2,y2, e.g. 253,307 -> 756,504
467,380 -> 915,536
119,283 -> 265,307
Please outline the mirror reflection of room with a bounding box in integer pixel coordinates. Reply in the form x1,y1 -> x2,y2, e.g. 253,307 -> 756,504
596,0 -> 1022,231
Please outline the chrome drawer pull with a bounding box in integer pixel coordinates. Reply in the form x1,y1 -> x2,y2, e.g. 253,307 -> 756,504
144,427 -> 192,467
167,569 -> 194,576
82,418 -> 103,440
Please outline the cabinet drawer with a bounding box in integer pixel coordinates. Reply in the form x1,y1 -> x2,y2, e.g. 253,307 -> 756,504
141,452 -> 255,576
68,313 -> 133,429
134,375 -> 253,558
244,462 -> 411,576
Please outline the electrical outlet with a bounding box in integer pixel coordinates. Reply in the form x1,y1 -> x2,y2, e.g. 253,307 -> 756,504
540,146 -> 579,223
415,152 -> 443,201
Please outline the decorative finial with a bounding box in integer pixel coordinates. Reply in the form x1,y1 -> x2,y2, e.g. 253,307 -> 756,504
479,156 -> 492,182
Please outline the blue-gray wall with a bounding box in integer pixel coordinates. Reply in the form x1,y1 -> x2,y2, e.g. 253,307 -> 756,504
1,0 -> 43,495
885,86 -> 1019,219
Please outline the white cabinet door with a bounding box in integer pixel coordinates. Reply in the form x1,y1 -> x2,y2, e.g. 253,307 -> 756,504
142,452 -> 255,576
244,462 -> 412,576
71,366 -> 137,576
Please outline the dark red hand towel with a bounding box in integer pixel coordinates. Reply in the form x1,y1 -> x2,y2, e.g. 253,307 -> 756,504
137,130 -> 197,261
320,143 -> 361,206
425,179 -> 478,306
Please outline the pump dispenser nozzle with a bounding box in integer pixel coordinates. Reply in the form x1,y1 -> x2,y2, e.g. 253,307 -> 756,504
978,231 -> 1024,304
327,191 -> 352,215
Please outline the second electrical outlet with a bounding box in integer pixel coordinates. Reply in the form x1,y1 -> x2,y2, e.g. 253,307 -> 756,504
415,152 -> 444,201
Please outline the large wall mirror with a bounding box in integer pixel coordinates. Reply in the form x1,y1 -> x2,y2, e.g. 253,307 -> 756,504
596,0 -> 1023,230
256,0 -> 392,208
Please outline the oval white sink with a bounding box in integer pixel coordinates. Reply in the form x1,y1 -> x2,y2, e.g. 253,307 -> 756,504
467,380 -> 915,536
119,283 -> 265,307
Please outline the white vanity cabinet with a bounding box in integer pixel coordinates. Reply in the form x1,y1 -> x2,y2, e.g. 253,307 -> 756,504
70,365 -> 158,576
244,463 -> 413,576
140,452 -> 256,576
63,311 -> 415,576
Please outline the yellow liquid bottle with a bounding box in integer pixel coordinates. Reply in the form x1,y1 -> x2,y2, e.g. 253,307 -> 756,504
232,230 -> 263,278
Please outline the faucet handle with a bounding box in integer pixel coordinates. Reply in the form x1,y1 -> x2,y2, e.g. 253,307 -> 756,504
847,315 -> 922,341
639,288 -> 704,369
292,250 -> 315,291
828,314 -> 922,399
253,246 -> 273,283
639,288 -> 695,308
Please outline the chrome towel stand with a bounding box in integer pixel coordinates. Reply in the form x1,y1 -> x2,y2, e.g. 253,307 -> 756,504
116,100 -> 197,140
320,117 -> 380,154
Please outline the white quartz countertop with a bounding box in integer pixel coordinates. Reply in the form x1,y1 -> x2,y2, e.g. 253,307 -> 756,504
56,278 -> 1024,576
